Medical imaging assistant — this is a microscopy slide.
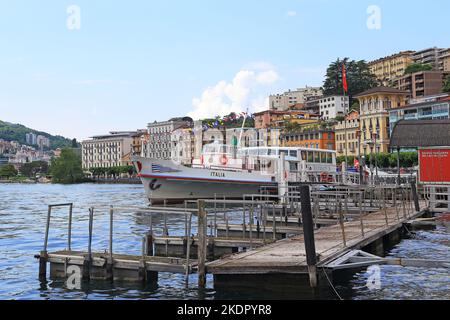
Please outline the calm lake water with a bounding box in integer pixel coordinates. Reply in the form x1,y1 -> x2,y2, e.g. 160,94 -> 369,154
0,183 -> 448,300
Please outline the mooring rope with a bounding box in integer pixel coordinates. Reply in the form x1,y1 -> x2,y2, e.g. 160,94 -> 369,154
321,267 -> 344,300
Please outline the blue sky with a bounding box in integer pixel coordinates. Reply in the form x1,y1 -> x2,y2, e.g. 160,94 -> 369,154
0,0 -> 449,140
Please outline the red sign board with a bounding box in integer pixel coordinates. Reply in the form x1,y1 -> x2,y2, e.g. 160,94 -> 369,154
419,148 -> 450,184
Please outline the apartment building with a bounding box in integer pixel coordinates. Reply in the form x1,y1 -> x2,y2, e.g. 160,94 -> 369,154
355,87 -> 409,154
439,48 -> 450,72
412,47 -> 443,70
368,51 -> 414,85
319,95 -> 349,120
281,128 -> 335,151
389,94 -> 450,135
334,111 -> 360,157
145,117 -> 193,160
254,109 -> 320,129
81,132 -> 135,169
269,87 -> 323,111
393,70 -> 447,99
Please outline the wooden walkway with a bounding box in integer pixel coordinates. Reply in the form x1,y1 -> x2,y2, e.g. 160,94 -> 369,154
207,202 -> 428,275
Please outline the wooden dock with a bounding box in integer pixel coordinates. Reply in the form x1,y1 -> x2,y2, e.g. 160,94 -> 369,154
207,201 -> 428,277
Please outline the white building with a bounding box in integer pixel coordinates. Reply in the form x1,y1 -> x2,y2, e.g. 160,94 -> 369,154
146,117 -> 193,160
26,133 -> 37,145
269,87 -> 323,111
36,135 -> 50,149
171,127 -> 195,165
319,95 -> 349,120
81,132 -> 135,170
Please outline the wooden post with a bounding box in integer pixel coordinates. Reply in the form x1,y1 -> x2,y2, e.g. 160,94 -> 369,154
197,200 -> 207,288
185,213 -> 193,287
299,185 -> 317,288
359,191 -> 365,238
411,182 -> 420,213
397,147 -> 401,186
83,207 -> 94,280
106,206 -> 114,280
138,237 -> 147,282
68,204 -> 73,251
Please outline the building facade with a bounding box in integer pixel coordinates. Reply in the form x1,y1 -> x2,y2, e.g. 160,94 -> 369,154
393,71 -> 446,99
334,110 -> 360,157
269,87 -> 323,111
439,48 -> 450,72
355,87 -> 409,155
254,109 -> 320,129
81,132 -> 135,170
368,51 -> 414,85
319,95 -> 349,120
389,95 -> 450,136
145,117 -> 193,160
281,128 -> 335,150
171,127 -> 195,165
412,47 -> 443,70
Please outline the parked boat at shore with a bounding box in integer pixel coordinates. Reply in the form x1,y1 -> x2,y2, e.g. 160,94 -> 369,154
133,144 -> 337,204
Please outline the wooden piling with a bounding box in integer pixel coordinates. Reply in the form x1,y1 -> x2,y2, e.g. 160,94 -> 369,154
411,182 -> 420,213
106,206 -> 114,280
83,207 -> 94,280
68,204 -> 73,251
299,185 -> 317,288
197,200 -> 207,288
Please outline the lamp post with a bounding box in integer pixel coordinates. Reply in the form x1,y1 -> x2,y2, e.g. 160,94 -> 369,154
372,132 -> 379,184
356,129 -> 363,185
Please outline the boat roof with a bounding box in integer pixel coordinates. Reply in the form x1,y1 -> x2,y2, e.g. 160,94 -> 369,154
242,146 -> 336,153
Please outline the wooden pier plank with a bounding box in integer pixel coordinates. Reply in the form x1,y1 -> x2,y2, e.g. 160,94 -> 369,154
207,202 -> 428,275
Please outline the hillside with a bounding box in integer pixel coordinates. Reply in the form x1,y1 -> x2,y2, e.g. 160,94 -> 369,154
0,120 -> 79,149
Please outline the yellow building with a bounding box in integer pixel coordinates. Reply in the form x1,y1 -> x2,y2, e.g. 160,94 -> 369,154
369,51 -> 414,86
334,110 -> 360,157
355,87 -> 409,155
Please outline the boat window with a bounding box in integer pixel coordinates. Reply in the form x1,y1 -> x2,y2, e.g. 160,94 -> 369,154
327,153 -> 333,164
290,150 -> 298,158
267,149 -> 272,155
314,152 -> 320,163
280,149 -> 289,156
289,162 -> 298,171
301,151 -> 307,161
307,151 -> 314,162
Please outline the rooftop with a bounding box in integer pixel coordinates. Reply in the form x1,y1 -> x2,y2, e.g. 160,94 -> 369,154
390,119 -> 450,148
354,86 -> 410,98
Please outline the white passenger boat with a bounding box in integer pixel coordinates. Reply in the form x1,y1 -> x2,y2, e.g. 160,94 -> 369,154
132,144 -> 337,204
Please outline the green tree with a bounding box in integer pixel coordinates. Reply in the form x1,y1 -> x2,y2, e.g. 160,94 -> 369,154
50,148 -> 83,184
0,164 -> 18,178
323,58 -> 378,98
443,75 -> 450,93
20,161 -> 49,178
404,63 -> 433,75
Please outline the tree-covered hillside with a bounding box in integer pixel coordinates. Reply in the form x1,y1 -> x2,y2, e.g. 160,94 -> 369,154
0,120 -> 79,149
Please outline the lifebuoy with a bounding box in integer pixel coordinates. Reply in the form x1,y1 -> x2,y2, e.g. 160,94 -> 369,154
220,154 -> 228,166
320,172 -> 330,183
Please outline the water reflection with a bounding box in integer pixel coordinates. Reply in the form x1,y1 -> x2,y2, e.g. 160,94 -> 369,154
0,183 -> 448,300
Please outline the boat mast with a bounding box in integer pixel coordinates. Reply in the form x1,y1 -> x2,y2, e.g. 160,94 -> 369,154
238,108 -> 249,148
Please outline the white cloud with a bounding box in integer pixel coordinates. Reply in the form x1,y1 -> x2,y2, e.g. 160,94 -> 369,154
188,66 -> 280,120
286,11 -> 297,17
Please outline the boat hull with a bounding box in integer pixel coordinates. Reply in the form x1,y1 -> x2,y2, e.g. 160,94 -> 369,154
133,157 -> 275,204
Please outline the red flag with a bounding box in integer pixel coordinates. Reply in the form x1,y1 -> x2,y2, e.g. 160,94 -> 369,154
342,63 -> 348,94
